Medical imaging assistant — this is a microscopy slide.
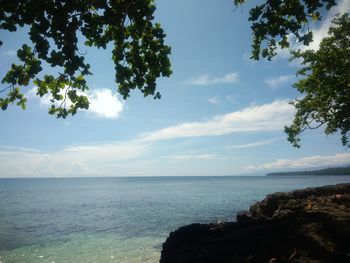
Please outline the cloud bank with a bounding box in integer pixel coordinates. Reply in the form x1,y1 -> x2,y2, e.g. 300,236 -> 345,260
0,141 -> 148,177
0,100 -> 297,177
139,100 -> 294,141
245,153 -> 350,171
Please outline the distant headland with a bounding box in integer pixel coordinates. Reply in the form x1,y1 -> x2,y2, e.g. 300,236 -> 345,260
266,166 -> 350,176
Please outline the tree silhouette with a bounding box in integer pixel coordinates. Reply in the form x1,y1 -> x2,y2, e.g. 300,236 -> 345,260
0,0 -> 172,117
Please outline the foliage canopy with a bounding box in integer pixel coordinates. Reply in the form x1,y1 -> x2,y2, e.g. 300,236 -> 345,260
234,0 -> 337,60
0,0 -> 172,117
285,14 -> 350,147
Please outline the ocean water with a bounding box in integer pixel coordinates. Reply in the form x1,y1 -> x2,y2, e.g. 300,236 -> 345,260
1,176 -> 350,263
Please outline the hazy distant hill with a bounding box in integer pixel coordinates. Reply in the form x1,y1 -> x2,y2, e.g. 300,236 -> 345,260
266,166 -> 350,176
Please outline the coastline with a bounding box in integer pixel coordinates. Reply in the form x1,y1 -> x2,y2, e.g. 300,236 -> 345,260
2,177 -> 350,263
266,167 -> 350,176
160,183 -> 350,263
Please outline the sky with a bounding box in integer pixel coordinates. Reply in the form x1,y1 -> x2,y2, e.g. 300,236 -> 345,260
0,0 -> 349,177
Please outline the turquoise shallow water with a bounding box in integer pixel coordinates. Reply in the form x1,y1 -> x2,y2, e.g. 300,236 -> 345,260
1,176 -> 350,263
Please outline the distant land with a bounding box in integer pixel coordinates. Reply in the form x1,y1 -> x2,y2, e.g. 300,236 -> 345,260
266,166 -> 350,176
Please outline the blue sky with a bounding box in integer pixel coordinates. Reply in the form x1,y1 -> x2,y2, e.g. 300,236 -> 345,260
0,0 -> 349,177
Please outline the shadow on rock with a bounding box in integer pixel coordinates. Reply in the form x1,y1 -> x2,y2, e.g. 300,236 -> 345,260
160,183 -> 350,263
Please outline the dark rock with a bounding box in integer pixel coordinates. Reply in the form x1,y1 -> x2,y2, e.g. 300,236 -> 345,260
160,183 -> 350,263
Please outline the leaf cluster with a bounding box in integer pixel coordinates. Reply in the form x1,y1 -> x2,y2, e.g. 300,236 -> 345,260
0,0 -> 172,118
285,14 -> 350,147
235,0 -> 336,60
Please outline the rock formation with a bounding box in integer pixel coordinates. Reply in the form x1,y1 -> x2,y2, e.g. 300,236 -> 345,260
160,183 -> 350,263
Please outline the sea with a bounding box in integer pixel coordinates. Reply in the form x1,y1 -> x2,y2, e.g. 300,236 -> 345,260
1,175 -> 350,263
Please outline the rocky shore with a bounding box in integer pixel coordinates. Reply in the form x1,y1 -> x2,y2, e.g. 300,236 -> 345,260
160,183 -> 350,263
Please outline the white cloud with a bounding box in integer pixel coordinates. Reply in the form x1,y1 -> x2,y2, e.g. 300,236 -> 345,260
0,146 -> 40,153
227,138 -> 279,149
264,74 -> 295,88
207,96 -> 221,105
87,89 -> 124,119
185,72 -> 239,85
28,87 -> 124,119
0,141 -> 149,177
2,50 -> 16,56
225,94 -> 236,104
207,95 -> 237,105
245,153 -> 350,171
162,153 -> 218,161
139,100 -> 294,141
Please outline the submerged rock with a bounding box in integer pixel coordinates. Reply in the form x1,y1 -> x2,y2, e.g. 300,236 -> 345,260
160,183 -> 350,263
